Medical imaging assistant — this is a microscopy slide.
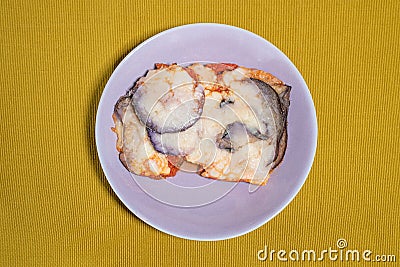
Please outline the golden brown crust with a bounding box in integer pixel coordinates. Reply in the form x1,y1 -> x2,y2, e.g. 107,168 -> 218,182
199,169 -> 271,186
163,161 -> 180,177
155,63 -> 172,69
246,68 -> 285,86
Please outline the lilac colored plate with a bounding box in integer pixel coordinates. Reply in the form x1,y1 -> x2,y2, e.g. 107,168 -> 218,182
95,23 -> 317,241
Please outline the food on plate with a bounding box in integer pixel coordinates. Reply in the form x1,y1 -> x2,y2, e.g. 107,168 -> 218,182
112,63 -> 291,185
131,65 -> 204,134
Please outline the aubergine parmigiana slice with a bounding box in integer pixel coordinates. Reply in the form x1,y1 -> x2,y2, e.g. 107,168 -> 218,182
112,63 -> 291,185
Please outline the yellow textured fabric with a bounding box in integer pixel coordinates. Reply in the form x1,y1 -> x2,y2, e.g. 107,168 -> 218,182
1,0 -> 399,266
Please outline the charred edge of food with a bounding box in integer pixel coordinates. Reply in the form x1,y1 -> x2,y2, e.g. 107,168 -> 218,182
219,96 -> 235,108
216,122 -> 260,152
274,86 -> 291,167
113,95 -> 132,121
278,86 -> 291,118
126,70 -> 153,97
126,83 -> 139,97
272,128 -> 288,169
119,153 -> 130,172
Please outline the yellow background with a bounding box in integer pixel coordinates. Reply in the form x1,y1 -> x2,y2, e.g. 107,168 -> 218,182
1,0 -> 399,266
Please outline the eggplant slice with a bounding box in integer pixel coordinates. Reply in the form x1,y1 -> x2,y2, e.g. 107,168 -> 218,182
132,65 -> 205,134
147,121 -> 201,156
216,122 -> 260,152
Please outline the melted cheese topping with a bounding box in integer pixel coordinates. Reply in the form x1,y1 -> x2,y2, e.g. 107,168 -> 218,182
115,102 -> 170,177
221,69 -> 276,136
114,63 -> 285,185
183,65 -> 276,184
188,63 -> 217,84
132,65 -> 203,133
200,140 -> 275,184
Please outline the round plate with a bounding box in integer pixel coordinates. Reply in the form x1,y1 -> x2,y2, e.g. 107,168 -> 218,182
95,23 -> 317,240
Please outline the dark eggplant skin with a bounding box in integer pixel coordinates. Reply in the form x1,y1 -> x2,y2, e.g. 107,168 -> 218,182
250,78 -> 285,140
131,71 -> 205,135
113,95 -> 131,122
147,130 -> 182,156
272,85 -> 291,169
219,96 -> 235,108
216,122 -> 260,152
249,78 -> 291,168
278,86 -> 291,117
